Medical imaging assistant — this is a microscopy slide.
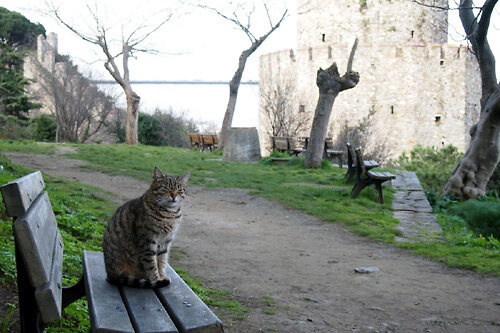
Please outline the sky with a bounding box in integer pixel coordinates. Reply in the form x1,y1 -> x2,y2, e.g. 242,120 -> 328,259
2,0 -> 297,82
2,0 -> 499,124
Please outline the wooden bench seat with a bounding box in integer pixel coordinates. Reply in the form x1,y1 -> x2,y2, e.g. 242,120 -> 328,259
344,142 -> 379,184
351,148 -> 395,204
1,171 -> 223,332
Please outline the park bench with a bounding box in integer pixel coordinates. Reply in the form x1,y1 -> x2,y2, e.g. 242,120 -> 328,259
270,136 -> 303,156
0,171 -> 223,333
201,134 -> 219,152
324,138 -> 344,168
301,137 -> 344,166
188,133 -> 202,150
344,142 -> 379,184
351,148 -> 395,204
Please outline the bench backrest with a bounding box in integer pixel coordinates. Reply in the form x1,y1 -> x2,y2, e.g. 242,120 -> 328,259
346,142 -> 355,167
354,148 -> 367,175
286,137 -> 300,150
201,134 -> 216,145
325,137 -> 334,150
271,136 -> 289,150
188,133 -> 202,145
1,171 -> 63,323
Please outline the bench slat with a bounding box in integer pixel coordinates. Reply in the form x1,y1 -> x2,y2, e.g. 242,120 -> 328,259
367,171 -> 396,180
156,265 -> 223,333
83,251 -> 134,333
35,230 -> 64,323
13,191 -> 57,287
1,171 -> 45,217
121,286 -> 178,333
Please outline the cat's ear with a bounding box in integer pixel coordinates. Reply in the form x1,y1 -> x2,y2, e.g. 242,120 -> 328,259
178,173 -> 190,186
153,166 -> 165,181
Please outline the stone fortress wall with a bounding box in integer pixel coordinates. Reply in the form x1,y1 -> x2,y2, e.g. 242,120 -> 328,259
23,33 -> 120,143
259,0 -> 481,159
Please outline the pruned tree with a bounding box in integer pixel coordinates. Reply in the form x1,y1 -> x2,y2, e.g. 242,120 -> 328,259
443,0 -> 500,199
47,2 -> 172,144
198,1 -> 288,147
33,57 -> 114,143
260,73 -> 310,139
305,39 -> 360,168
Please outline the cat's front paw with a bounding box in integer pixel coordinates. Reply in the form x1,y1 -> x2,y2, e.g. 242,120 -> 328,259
152,275 -> 171,287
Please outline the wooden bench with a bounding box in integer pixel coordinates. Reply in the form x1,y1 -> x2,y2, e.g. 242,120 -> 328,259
270,136 -> 303,156
201,134 -> 219,152
324,138 -> 344,168
0,171 -> 223,333
350,148 -> 395,204
188,133 -> 202,150
344,142 -> 379,184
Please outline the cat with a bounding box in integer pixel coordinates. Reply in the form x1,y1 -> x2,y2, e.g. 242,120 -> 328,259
102,166 -> 190,288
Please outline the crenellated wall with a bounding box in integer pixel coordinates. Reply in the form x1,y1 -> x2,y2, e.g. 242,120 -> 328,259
259,0 -> 481,159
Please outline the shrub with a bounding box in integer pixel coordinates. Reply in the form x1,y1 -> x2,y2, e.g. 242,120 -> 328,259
0,114 -> 32,139
138,109 -> 199,147
397,145 -> 462,192
449,199 -> 500,238
331,108 -> 390,163
29,114 -> 56,142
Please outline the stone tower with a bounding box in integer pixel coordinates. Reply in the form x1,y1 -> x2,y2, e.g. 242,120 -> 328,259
259,0 -> 480,159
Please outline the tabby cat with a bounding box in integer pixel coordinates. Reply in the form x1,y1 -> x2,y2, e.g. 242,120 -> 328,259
103,166 -> 190,288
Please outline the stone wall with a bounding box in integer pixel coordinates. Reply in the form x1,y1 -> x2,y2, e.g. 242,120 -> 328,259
258,0 -> 481,159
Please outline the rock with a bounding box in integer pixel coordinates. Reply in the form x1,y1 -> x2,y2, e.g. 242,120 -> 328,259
354,267 -> 380,274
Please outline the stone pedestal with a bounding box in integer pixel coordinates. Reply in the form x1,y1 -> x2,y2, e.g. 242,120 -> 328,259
223,127 -> 261,162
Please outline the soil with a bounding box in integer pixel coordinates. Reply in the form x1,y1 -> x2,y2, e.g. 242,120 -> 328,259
3,150 -> 500,332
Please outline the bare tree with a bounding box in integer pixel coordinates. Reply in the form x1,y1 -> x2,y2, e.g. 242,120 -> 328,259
442,0 -> 500,199
47,2 -> 172,144
32,57 -> 113,143
260,73 -> 310,138
198,1 -> 288,147
305,39 -> 360,168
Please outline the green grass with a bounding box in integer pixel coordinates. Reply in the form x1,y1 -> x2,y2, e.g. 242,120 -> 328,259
1,139 -> 499,329
0,149 -> 247,331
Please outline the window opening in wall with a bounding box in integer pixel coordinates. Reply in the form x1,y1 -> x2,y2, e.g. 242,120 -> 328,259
328,46 -> 332,59
390,106 -> 394,114
299,105 -> 305,113
435,115 -> 442,123
440,60 -> 444,65
308,47 -> 313,60
322,34 -> 326,42
411,30 -> 414,38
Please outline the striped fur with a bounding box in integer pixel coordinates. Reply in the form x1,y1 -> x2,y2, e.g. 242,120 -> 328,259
103,166 -> 189,288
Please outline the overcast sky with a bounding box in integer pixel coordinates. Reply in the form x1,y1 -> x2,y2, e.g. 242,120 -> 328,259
2,0 -> 296,82
2,0 -> 499,81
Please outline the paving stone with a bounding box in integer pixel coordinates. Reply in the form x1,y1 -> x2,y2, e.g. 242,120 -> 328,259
392,171 -> 442,242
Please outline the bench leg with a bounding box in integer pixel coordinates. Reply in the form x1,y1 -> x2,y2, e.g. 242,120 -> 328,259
62,277 -> 86,309
375,182 -> 385,204
351,181 -> 367,199
345,168 -> 355,184
338,156 -> 343,169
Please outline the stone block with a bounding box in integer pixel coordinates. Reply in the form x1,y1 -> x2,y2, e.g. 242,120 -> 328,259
223,127 -> 261,162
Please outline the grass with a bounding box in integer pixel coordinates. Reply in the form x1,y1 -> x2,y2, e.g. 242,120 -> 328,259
0,139 -> 499,328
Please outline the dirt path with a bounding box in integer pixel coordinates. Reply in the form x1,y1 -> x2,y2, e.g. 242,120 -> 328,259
5,151 -> 500,332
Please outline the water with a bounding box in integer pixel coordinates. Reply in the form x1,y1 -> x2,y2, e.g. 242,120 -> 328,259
97,82 -> 260,130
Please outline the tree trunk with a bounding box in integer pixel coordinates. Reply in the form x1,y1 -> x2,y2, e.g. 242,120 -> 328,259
305,39 -> 359,168
125,90 -> 140,145
305,85 -> 339,168
443,0 -> 499,199
219,51 -> 249,147
445,88 -> 500,199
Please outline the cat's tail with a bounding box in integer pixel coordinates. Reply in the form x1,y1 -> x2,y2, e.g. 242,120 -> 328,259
107,274 -> 171,288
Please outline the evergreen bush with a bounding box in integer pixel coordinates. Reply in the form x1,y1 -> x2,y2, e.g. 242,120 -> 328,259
30,114 -> 56,142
